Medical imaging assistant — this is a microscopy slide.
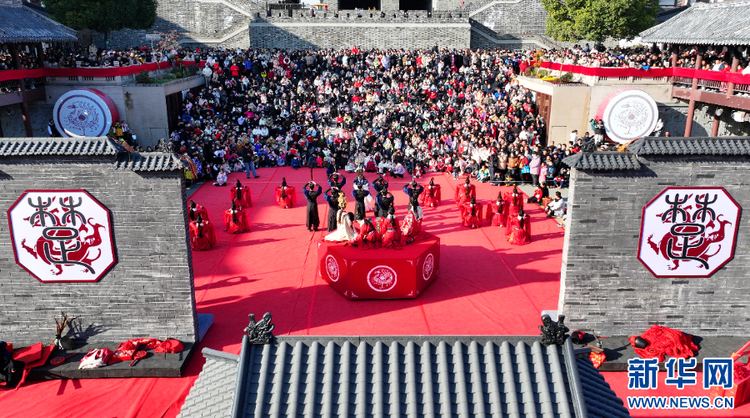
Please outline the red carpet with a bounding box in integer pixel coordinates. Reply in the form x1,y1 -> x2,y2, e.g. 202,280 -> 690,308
0,167 -> 565,417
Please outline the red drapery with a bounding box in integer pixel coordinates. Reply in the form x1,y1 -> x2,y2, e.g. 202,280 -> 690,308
537,61 -> 750,84
0,61 -> 206,82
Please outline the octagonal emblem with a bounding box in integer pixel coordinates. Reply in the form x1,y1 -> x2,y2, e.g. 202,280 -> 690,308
7,190 -> 116,283
637,187 -> 740,277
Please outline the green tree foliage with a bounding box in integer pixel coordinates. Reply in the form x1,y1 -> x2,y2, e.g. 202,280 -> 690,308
541,0 -> 660,43
44,0 -> 157,40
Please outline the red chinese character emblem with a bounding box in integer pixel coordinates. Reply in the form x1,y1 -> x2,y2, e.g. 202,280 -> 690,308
638,187 -> 740,277
7,190 -> 116,283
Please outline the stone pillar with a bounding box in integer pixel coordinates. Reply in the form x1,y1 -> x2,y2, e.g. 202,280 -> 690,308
10,44 -> 34,137
381,0 -> 399,11
684,49 -> 703,138
727,48 -> 741,97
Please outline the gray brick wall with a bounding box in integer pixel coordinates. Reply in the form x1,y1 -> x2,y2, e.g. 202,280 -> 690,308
0,156 -> 198,345
559,156 -> 750,337
469,0 -> 548,36
249,15 -> 471,50
95,0 -> 546,49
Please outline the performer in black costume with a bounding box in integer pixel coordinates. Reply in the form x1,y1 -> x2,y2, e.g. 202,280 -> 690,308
403,180 -> 424,202
376,188 -> 394,218
303,181 -> 322,231
352,184 -> 370,221
324,188 -> 340,232
328,172 -> 346,189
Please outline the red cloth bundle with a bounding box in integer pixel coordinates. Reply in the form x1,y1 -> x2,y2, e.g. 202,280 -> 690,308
628,324 -> 698,362
590,351 -> 607,368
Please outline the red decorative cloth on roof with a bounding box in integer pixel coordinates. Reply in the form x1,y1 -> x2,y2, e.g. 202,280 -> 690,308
628,325 -> 699,362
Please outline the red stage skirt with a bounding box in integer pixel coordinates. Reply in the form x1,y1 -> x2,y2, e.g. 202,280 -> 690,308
275,186 -> 296,208
224,209 -> 250,234
189,221 -> 217,250
318,233 -> 440,299
421,185 -> 442,207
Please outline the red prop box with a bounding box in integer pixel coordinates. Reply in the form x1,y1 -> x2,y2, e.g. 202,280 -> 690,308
317,233 -> 440,299
709,340 -> 750,408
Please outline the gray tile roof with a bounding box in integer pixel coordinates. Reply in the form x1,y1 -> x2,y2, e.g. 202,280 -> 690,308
0,5 -> 77,43
627,137 -> 750,155
640,1 -> 750,45
113,152 -> 186,171
180,335 -> 631,418
577,358 -> 630,418
0,137 -> 121,157
177,348 -> 240,418
563,152 -> 641,170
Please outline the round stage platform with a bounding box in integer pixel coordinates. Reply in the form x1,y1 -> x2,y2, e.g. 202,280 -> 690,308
317,233 -> 440,299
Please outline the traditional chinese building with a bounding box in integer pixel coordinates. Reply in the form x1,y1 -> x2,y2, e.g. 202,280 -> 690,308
640,0 -> 750,137
178,333 -> 630,418
0,0 -> 77,136
559,137 -> 750,338
0,137 -> 198,346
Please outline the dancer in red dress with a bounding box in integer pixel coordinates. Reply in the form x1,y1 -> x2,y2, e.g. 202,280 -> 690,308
188,200 -> 209,222
379,207 -> 402,249
353,214 -> 380,249
421,178 -> 442,208
486,191 -> 506,227
275,177 -> 296,208
189,214 -> 217,250
506,185 -> 523,219
454,177 -> 476,206
224,202 -> 250,234
461,196 -> 483,228
507,208 -> 531,245
231,180 -> 252,208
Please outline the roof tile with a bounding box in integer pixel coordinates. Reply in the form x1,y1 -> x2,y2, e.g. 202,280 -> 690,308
627,137 -> 750,156
563,152 -> 641,170
641,0 -> 750,45
0,5 -> 77,43
113,152 -> 186,172
0,137 -> 120,157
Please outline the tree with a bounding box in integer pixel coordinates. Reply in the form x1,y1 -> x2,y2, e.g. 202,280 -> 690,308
540,0 -> 660,43
44,0 -> 157,47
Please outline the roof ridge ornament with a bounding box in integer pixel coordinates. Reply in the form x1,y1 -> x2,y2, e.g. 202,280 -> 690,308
539,314 -> 569,346
244,312 -> 275,345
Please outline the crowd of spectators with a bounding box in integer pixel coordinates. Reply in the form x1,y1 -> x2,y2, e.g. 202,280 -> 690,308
170,46 -> 581,191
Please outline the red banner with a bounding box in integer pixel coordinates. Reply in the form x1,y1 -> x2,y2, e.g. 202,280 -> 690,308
0,61 -> 206,83
537,62 -> 750,85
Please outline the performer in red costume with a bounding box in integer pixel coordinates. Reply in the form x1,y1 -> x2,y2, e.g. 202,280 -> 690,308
353,214 -> 380,249
379,207 -> 402,249
188,200 -> 209,222
224,202 -> 250,234
401,197 -> 424,242
454,177 -> 476,206
421,178 -> 442,207
506,185 -> 523,219
507,208 -> 531,245
231,180 -> 253,208
461,196 -> 483,228
189,214 -> 217,250
275,177 -> 296,208
486,191 -> 506,227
